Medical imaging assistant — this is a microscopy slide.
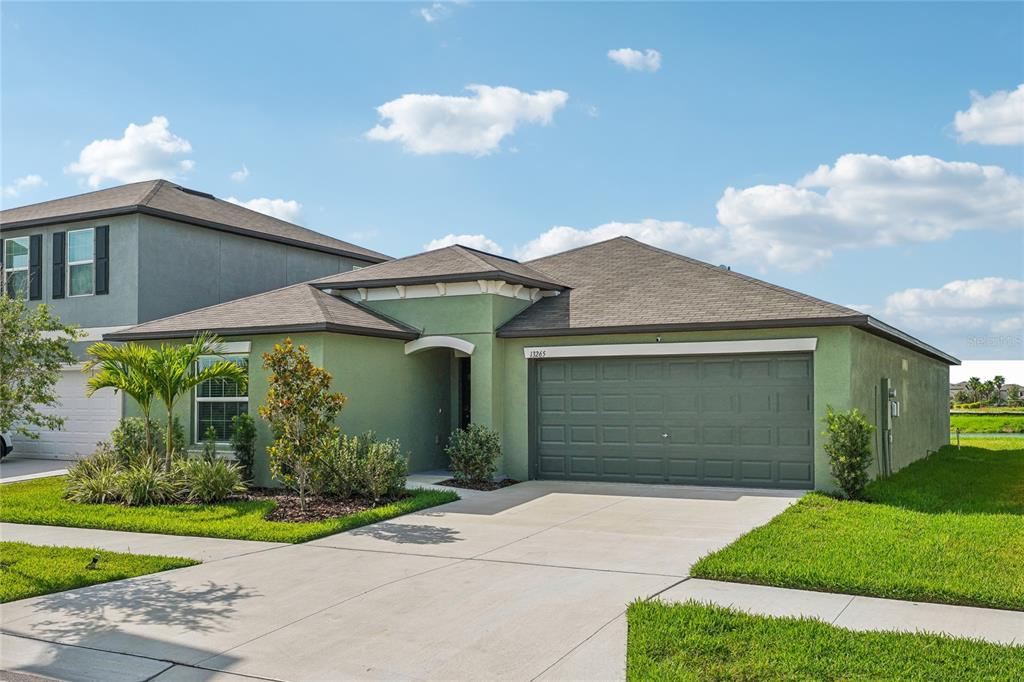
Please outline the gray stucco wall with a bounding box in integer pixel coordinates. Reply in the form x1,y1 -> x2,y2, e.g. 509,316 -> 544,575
136,215 -> 364,322
0,215 -> 141,330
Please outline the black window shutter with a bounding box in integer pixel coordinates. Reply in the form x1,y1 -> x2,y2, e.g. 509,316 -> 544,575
52,231 -> 66,299
28,234 -> 42,300
0,239 -> 6,299
95,225 -> 109,295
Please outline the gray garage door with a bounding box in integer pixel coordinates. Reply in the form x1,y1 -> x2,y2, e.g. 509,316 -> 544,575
533,353 -> 814,489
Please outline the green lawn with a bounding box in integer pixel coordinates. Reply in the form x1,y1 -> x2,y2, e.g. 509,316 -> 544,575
691,439 -> 1024,610
950,412 -> 1024,433
627,601 -> 1024,681
0,477 -> 459,543
0,541 -> 197,603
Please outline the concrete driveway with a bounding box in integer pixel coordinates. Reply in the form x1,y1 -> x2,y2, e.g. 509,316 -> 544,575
0,456 -> 74,484
0,479 -> 798,681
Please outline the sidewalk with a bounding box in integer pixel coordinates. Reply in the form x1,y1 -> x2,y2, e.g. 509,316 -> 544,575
659,578 -> 1024,645
0,523 -> 287,563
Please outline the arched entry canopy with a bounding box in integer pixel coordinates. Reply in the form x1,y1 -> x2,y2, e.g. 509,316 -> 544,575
404,335 -> 475,357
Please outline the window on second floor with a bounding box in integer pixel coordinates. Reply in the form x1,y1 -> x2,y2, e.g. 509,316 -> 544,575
3,236 -> 30,299
67,228 -> 95,297
194,354 -> 249,443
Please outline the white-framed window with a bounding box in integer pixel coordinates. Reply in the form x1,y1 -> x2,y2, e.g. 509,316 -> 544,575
67,227 -> 95,297
3,236 -> 30,299
194,354 -> 249,443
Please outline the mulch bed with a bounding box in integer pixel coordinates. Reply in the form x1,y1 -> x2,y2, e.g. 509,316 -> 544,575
234,488 -> 407,523
436,478 -> 519,492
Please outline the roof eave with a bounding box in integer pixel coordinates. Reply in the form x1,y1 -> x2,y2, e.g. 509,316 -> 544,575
1,205 -> 390,264
496,315 -> 959,364
311,271 -> 568,291
104,321 -> 418,342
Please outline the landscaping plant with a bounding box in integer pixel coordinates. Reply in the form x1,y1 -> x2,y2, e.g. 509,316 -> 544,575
201,425 -> 219,461
446,424 -> 502,485
822,406 -> 875,499
259,338 -> 347,510
175,458 -> 246,503
230,412 -> 258,480
0,296 -> 81,440
322,431 -> 408,502
85,342 -> 158,451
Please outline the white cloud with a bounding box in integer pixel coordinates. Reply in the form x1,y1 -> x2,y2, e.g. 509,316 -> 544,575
226,197 -> 303,223
420,2 -> 448,22
2,174 -> 45,198
585,105 -> 600,118
992,317 -> 1024,334
366,85 -> 569,155
607,48 -> 662,72
230,164 -> 249,183
716,153 -> 1024,270
513,219 -> 727,262
953,84 -> 1024,146
66,116 -> 194,187
881,277 -> 1024,333
424,233 -> 504,254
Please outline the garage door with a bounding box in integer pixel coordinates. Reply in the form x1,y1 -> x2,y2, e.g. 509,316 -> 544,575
11,369 -> 121,460
534,353 -> 814,488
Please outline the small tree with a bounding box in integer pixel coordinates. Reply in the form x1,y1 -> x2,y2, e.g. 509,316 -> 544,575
147,332 -> 248,470
0,297 -> 81,439
230,412 -> 257,481
84,342 -> 157,451
1009,385 -> 1021,407
822,406 -> 875,499
259,339 -> 346,510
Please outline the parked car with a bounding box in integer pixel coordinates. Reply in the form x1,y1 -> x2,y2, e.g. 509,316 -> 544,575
1,431 -> 13,459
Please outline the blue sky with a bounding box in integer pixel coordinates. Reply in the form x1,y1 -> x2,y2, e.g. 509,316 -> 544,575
2,1 -> 1022,364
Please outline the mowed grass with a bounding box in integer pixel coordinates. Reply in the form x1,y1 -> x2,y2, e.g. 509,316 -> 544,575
691,439 -> 1024,610
950,412 -> 1024,433
0,477 -> 459,543
627,600 -> 1024,682
0,541 -> 197,603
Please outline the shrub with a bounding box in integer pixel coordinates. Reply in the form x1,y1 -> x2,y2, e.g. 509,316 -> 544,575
260,339 -> 347,510
116,459 -> 179,506
176,458 -> 246,503
65,446 -> 122,504
446,424 -> 501,485
201,425 -> 218,462
322,432 -> 407,502
230,412 -> 257,480
110,416 -> 186,462
822,406 -> 875,499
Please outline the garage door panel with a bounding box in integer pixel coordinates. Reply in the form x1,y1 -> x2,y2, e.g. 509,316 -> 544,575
11,369 -> 121,460
535,352 -> 814,489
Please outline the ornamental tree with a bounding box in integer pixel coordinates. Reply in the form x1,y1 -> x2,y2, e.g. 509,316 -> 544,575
259,339 -> 347,509
0,296 -> 81,439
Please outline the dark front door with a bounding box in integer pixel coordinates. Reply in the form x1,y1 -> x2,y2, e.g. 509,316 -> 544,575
458,357 -> 472,429
533,353 -> 814,489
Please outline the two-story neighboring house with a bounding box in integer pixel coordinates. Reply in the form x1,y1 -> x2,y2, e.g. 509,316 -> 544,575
0,179 -> 389,459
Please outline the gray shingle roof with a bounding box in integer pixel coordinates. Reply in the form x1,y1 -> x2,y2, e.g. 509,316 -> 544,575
309,244 -> 568,290
0,180 -> 389,263
499,237 -> 957,364
105,283 -> 418,341
498,237 -> 859,335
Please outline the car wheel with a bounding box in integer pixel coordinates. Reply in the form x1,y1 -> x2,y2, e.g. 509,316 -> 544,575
0,436 -> 9,460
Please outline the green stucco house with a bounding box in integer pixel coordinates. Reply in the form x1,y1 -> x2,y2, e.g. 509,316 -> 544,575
107,236 -> 957,490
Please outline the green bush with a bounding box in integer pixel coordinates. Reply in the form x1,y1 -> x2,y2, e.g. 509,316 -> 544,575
110,416 -> 187,462
201,425 -> 218,462
65,446 -> 122,504
116,459 -> 179,506
320,432 -> 408,502
446,424 -> 501,485
822,406 -> 875,499
230,412 -> 257,481
176,458 -> 246,503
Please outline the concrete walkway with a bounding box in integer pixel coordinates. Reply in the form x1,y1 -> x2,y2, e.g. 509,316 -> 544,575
0,523 -> 287,563
660,578 -> 1024,646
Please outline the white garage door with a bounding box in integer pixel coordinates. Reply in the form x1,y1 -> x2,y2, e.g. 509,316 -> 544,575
11,369 -> 122,460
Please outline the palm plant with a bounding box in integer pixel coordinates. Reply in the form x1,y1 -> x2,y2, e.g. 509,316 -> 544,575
84,342 -> 157,450
148,332 -> 248,470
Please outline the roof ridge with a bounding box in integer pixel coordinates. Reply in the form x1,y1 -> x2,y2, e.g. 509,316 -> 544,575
138,179 -> 168,207
451,245 -> 495,270
312,287 -> 422,334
